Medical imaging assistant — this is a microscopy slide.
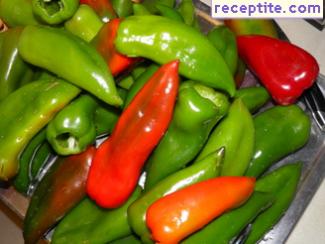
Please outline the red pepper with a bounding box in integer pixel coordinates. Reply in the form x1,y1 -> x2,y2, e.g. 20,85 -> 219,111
80,0 -> 117,22
146,176 -> 255,243
92,18 -> 139,76
86,60 -> 180,208
237,35 -> 319,105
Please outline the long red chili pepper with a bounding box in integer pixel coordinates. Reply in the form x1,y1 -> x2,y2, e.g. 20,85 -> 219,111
86,60 -> 180,208
146,176 -> 255,243
80,0 -> 117,22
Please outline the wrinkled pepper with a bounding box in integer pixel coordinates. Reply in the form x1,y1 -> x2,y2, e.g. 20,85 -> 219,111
245,163 -> 302,244
80,0 -> 117,22
144,81 -> 229,190
129,148 -> 224,243
23,146 -> 96,244
115,15 -> 236,95
195,98 -> 254,176
18,25 -> 122,106
245,105 -> 310,178
234,86 -> 270,113
237,35 -> 319,105
87,60 -> 179,208
111,0 -> 133,18
0,79 -> 80,181
52,187 -> 141,244
146,177 -> 255,243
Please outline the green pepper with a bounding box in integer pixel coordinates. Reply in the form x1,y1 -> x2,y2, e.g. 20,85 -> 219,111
176,0 -> 198,27
0,27 -> 34,101
182,191 -> 275,244
156,3 -> 184,23
32,0 -> 79,25
234,86 -> 270,113
245,163 -> 302,244
111,0 -> 133,18
94,103 -> 120,136
18,25 -> 122,107
245,105 -> 310,177
0,78 -> 80,181
196,98 -> 254,176
142,0 -> 175,13
129,148 -> 224,243
207,25 -> 238,75
30,141 -> 53,179
132,3 -> 151,15
118,75 -> 134,90
109,235 -> 142,244
115,15 -> 236,96
52,187 -> 142,244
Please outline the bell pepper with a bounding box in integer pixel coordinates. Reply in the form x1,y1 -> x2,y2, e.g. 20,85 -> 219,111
146,176 -> 255,243
144,81 -> 229,190
155,3 -> 184,23
18,25 -> 122,106
207,25 -> 238,75
234,86 -> 270,113
115,15 -> 236,96
23,146 -> 96,244
32,0 -> 79,25
128,148 -> 225,244
245,163 -> 302,244
92,18 -> 139,77
80,0 -> 117,22
52,187 -> 141,244
111,0 -> 133,18
0,27 -> 35,101
245,105 -> 310,178
195,98 -> 254,176
237,35 -> 319,105
87,60 -> 179,208
0,78 -> 80,181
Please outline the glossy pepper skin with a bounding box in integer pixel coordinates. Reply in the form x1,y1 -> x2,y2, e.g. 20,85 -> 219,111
245,105 -> 310,178
196,98 -> 254,176
115,15 -> 236,96
234,86 -> 270,113
146,177 -> 255,243
144,81 -> 230,190
245,163 -> 302,244
237,35 -> 319,105
80,0 -> 117,22
23,146 -> 96,244
128,148 -> 225,243
52,187 -> 141,244
0,79 -> 80,181
18,25 -> 122,106
32,0 -> 79,25
87,60 -> 179,208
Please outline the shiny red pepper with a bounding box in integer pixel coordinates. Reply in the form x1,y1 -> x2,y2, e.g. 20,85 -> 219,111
237,35 -> 319,105
80,0 -> 117,22
86,60 -> 179,208
92,18 -> 139,76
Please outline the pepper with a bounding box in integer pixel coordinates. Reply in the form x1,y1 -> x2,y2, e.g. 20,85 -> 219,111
115,15 -> 236,96
234,86 -> 270,113
80,0 -> 117,22
245,163 -> 302,244
94,102 -> 120,136
176,0 -> 199,28
237,35 -> 319,105
155,3 -> 184,23
52,187 -> 141,244
87,60 -> 179,208
111,0 -> 133,18
23,146 -> 96,244
29,141 -> 53,180
207,25 -> 238,75
0,78 -> 80,181
234,58 -> 247,87
182,191 -> 274,244
128,148 -> 225,244
92,18 -> 139,77
144,81 -> 229,190
195,98 -> 254,176
245,105 -> 310,178
0,27 -> 34,101
132,3 -> 151,16
146,177 -> 255,243
109,235 -> 142,244
141,0 -> 175,13
32,0 -> 79,25
18,25 -> 122,106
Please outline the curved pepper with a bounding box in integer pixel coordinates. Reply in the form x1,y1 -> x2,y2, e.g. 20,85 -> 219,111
237,35 -> 319,105
80,0 -> 117,22
128,148 -> 224,244
32,0 -> 79,25
23,146 -> 96,244
144,81 -> 229,190
245,105 -> 310,178
195,98 -> 254,176
176,0 -> 198,27
52,187 -> 141,244
0,79 -> 80,181
146,176 -> 255,243
18,25 -> 122,106
234,86 -> 270,113
111,0 -> 133,18
115,15 -> 236,95
87,60 -> 179,208
155,3 -> 184,23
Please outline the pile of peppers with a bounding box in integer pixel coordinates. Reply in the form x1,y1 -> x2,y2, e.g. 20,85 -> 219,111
0,0 -> 319,243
